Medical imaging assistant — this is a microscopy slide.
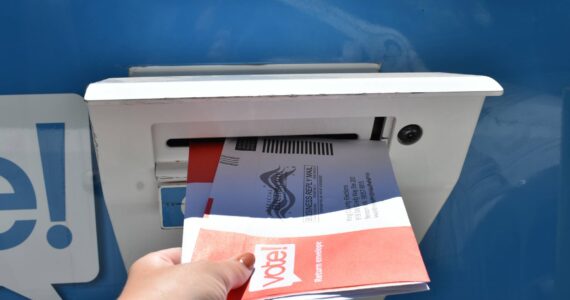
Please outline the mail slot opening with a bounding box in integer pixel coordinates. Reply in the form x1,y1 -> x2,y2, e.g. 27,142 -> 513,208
165,117 -> 387,148
166,133 -> 360,148
152,116 -> 394,185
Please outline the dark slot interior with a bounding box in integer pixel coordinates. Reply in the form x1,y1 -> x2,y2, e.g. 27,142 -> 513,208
369,117 -> 386,141
166,133 -> 359,148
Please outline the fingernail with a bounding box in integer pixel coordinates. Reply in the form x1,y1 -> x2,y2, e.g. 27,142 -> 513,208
237,252 -> 255,270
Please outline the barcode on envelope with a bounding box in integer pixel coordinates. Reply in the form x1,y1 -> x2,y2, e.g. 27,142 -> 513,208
220,155 -> 240,166
262,139 -> 334,156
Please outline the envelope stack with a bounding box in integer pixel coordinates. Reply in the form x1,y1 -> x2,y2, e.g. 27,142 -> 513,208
182,137 -> 429,300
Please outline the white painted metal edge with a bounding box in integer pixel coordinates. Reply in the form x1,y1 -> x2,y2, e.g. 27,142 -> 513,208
85,72 -> 503,101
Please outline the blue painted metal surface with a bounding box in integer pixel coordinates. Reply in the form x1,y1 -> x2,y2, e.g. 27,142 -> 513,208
1,0 -> 568,299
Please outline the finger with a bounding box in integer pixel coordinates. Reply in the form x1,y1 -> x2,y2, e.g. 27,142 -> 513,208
153,247 -> 182,265
133,247 -> 182,271
212,252 -> 256,292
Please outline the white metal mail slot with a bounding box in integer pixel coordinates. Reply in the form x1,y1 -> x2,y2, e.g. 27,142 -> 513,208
84,72 -> 503,267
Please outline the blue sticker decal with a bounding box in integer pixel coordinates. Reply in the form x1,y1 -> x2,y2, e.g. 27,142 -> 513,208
161,186 -> 186,228
0,158 -> 37,250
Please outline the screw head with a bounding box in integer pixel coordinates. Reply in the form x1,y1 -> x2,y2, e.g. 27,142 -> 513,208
397,124 -> 423,145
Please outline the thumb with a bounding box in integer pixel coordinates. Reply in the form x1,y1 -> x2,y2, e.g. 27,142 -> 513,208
211,252 -> 256,292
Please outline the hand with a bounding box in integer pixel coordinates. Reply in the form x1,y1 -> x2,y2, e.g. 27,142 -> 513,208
119,247 -> 255,300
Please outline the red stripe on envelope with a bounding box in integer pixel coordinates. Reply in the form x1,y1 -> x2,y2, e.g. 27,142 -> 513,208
203,198 -> 214,216
187,141 -> 224,183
